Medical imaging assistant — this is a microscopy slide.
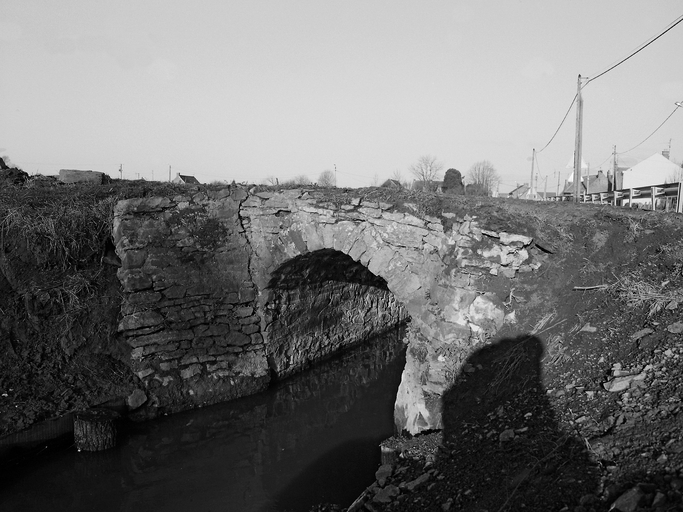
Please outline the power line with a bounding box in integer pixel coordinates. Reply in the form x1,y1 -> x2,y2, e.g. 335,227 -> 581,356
537,93 -> 578,153
617,105 -> 682,155
537,12 -> 683,155
586,13 -> 683,85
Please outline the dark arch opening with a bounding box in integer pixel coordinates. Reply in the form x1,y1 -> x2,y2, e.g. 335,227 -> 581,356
264,249 -> 409,379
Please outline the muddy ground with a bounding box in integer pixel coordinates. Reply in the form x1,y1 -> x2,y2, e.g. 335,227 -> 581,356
1,177 -> 683,512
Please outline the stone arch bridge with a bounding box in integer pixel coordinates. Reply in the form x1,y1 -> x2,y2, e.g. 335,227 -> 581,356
114,187 -> 540,434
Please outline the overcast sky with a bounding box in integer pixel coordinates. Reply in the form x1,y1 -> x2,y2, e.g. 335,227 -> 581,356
1,1 -> 682,191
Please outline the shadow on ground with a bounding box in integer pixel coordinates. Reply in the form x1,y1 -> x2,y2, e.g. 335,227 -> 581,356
438,335 -> 601,511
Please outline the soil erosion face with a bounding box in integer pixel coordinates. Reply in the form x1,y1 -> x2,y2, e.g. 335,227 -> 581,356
347,200 -> 683,512
3,179 -> 683,512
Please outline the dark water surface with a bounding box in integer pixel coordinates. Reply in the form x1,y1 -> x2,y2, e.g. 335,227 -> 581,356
0,326 -> 406,512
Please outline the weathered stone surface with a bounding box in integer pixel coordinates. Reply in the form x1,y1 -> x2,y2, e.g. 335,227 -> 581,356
126,389 -> 147,410
118,269 -> 153,292
114,187 -> 539,434
118,310 -> 164,332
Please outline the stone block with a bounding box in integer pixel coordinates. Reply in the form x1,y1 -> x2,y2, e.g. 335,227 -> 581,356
499,232 -> 533,246
180,364 -> 202,380
181,355 -> 200,365
136,368 -> 154,380
241,324 -> 260,335
163,285 -> 187,299
239,314 -> 260,325
238,287 -> 257,302
227,332 -> 251,346
118,269 -> 153,292
118,310 -> 165,332
235,306 -> 254,317
206,324 -> 231,335
126,329 -> 194,348
468,294 -> 505,335
367,245 -> 396,277
206,361 -> 232,372
120,249 -> 147,269
192,337 -> 214,349
377,222 -> 429,249
126,291 -> 163,306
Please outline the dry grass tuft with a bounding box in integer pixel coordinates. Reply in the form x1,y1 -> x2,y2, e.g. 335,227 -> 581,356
490,313 -> 563,393
613,271 -> 683,317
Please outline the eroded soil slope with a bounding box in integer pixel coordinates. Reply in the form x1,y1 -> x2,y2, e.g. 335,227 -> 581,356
345,197 -> 683,512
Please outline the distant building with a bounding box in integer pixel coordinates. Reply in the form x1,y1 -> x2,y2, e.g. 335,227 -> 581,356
172,173 -> 201,185
619,153 -> 681,189
380,179 -> 403,190
508,183 -> 531,199
561,170 -> 613,197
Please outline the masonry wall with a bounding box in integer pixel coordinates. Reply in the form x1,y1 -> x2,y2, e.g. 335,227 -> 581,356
113,188 -> 269,413
113,186 -> 541,432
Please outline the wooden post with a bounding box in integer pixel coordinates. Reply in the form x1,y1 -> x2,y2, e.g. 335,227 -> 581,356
573,75 -> 584,203
74,409 -> 120,452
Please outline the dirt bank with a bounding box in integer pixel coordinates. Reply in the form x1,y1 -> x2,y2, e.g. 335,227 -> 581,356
341,201 -> 683,511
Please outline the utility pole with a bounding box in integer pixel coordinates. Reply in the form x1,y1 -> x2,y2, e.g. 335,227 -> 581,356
543,175 -> 548,200
573,75 -> 584,202
556,170 -> 561,196
529,148 -> 536,200
119,164 -> 123,180
334,164 -> 337,187
169,165 -> 171,182
612,145 -> 618,189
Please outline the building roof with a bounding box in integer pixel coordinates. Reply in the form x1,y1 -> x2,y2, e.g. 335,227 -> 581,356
381,179 -> 403,189
508,183 -> 531,199
173,173 -> 201,185
621,153 -> 681,189
561,170 -> 612,195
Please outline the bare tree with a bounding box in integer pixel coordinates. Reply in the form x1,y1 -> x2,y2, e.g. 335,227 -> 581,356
318,169 -> 336,187
409,155 -> 444,191
466,160 -> 500,196
284,175 -> 312,186
263,175 -> 279,186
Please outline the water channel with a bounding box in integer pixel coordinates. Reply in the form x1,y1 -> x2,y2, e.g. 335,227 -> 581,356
0,325 -> 407,512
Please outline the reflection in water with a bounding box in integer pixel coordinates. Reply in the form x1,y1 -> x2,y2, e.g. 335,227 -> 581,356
0,326 -> 406,512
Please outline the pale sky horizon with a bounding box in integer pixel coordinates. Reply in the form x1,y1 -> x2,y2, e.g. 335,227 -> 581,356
2,1 -> 683,192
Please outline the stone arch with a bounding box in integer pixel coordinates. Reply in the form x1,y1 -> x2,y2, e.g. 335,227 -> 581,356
262,248 -> 409,378
240,190 -> 536,434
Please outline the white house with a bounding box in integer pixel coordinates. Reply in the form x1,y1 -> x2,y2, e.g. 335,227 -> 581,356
620,153 -> 681,189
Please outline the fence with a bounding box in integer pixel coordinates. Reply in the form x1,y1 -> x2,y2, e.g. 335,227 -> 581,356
549,182 -> 683,213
